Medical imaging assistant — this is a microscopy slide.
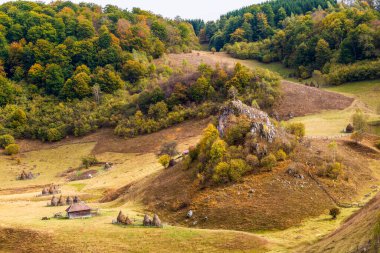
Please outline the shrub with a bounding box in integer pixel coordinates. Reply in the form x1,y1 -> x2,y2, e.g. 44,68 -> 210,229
212,162 -> 230,184
4,144 -> 19,155
352,109 -> 367,132
212,159 -> 248,184
159,141 -> 178,157
329,207 -> 340,219
320,162 -> 344,179
351,131 -> 364,143
326,60 -> 380,85
158,154 -> 171,169
228,159 -> 248,182
210,139 -> 227,164
260,153 -> 277,171
246,154 -> 259,167
275,149 -> 287,161
0,134 -> 15,148
285,122 -> 305,139
82,155 -> 99,169
224,117 -> 251,146
46,128 -> 63,142
189,146 -> 199,161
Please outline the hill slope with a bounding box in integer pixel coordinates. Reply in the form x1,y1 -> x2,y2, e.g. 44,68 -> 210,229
303,192 -> 380,253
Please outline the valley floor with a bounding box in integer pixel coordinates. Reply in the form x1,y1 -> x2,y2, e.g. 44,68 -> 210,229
0,51 -> 379,253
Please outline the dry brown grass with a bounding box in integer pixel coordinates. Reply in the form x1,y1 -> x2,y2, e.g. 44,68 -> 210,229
112,138 -> 380,234
272,81 -> 354,120
302,192 -> 380,253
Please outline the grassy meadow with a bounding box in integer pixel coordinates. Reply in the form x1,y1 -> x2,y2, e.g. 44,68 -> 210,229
0,131 -> 375,253
288,79 -> 380,137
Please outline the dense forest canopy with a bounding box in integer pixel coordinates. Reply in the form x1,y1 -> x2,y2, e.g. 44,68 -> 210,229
187,0 -> 380,84
188,0 -> 337,49
0,0 -> 198,98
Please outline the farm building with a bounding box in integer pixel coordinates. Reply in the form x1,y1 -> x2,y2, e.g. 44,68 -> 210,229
65,203 -> 92,219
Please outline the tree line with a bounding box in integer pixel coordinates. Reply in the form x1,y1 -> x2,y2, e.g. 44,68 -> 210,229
187,0 -> 336,50
187,0 -> 380,84
223,2 -> 380,83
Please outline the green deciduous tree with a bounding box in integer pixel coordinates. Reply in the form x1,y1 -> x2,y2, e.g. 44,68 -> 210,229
44,64 -> 65,96
315,39 -> 331,69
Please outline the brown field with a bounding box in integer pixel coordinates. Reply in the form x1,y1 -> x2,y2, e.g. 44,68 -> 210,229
272,81 -> 354,120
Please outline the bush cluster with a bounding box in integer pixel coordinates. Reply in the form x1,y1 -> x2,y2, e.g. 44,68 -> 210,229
318,162 -> 344,180
326,60 -> 380,85
4,143 -> 19,155
188,121 -> 293,185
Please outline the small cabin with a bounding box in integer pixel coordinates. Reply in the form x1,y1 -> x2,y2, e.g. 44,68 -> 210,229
65,203 -> 92,219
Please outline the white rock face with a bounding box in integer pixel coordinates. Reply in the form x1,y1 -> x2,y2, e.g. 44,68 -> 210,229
218,100 -> 276,142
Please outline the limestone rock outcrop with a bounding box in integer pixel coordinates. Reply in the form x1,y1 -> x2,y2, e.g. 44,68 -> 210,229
218,100 -> 276,142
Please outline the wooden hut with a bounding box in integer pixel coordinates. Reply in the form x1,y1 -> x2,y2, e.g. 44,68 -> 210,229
65,203 -> 92,219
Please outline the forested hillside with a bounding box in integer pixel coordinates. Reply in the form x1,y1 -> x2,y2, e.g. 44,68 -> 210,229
195,0 -> 336,49
190,0 -> 380,84
0,0 -> 197,94
0,1 -> 200,141
0,1 -> 281,144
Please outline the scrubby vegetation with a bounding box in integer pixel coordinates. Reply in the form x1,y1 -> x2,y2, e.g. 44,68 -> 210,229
82,155 -> 99,169
158,154 -> 171,169
0,134 -> 14,148
329,207 -> 341,219
186,119 -> 295,185
4,143 -> 19,155
206,0 -> 380,84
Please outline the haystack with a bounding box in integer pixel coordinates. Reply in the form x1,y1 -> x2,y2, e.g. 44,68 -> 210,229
73,196 -> 80,203
117,211 -> 132,225
152,214 -> 161,227
346,123 -> 354,133
57,195 -> 64,206
143,214 -> 152,226
66,196 -> 73,205
51,196 -> 58,206
26,171 -> 34,179
49,185 -> 56,194
20,171 -> 27,180
42,187 -> 49,195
